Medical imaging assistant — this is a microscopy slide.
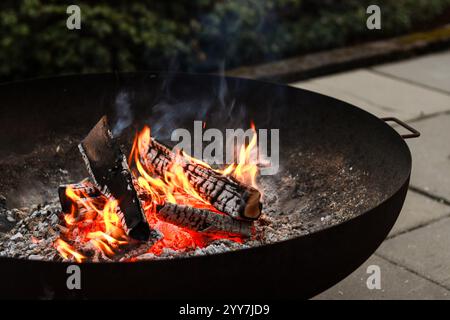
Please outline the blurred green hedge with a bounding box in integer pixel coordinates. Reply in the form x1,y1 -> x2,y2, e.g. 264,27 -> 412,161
1,0 -> 449,81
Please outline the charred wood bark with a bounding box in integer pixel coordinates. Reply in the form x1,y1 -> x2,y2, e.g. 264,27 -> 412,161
156,202 -> 253,237
58,180 -> 101,213
145,138 -> 262,220
58,181 -> 252,237
79,116 -> 159,241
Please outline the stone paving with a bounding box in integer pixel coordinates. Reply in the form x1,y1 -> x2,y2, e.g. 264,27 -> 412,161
292,49 -> 450,299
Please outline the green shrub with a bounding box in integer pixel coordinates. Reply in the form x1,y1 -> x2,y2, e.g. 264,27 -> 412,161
0,0 -> 449,81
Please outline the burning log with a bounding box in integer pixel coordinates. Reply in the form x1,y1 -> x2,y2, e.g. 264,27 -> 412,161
79,116 -> 159,241
58,181 -> 252,237
145,138 -> 262,220
156,202 -> 253,237
58,180 -> 148,213
58,180 -> 101,213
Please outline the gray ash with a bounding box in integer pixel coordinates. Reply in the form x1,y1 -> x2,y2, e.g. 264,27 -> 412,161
0,149 -> 384,263
0,200 -> 61,261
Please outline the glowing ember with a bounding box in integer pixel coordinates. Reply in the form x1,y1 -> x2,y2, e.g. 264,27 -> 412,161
56,184 -> 129,259
55,239 -> 86,263
55,123 -> 260,261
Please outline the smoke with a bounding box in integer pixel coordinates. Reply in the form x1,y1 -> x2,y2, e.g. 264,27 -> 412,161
110,1 -> 278,152
108,61 -> 279,173
112,91 -> 133,137
186,0 -> 288,73
218,61 -> 228,108
148,98 -> 212,141
144,51 -> 249,142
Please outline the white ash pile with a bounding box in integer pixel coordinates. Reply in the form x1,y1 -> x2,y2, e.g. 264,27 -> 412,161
135,239 -> 250,261
0,199 -> 62,261
0,150 -> 382,263
0,196 -> 255,262
0,178 -> 309,263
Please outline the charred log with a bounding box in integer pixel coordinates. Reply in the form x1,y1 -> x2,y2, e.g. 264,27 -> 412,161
58,180 -> 107,224
58,180 -> 102,213
156,202 -> 253,237
145,138 -> 262,220
58,181 -> 252,237
79,116 -> 159,241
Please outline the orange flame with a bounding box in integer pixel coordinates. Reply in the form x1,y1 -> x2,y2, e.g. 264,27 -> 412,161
218,122 -> 259,189
55,122 -> 260,261
133,127 -> 212,210
55,184 -> 129,260
55,239 -> 86,263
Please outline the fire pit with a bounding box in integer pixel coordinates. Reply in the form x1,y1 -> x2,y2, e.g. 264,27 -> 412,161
0,73 -> 419,299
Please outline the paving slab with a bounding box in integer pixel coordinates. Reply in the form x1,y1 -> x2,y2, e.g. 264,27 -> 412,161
291,69 -> 450,120
404,114 -> 450,201
389,190 -> 450,238
378,217 -> 450,289
374,50 -> 450,94
314,255 -> 449,300
294,79 -> 394,119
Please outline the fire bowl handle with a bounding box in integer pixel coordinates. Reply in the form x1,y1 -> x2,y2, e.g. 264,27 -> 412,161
381,117 -> 421,139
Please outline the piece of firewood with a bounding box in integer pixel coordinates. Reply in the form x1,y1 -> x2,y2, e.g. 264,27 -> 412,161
156,202 -> 253,237
58,180 -> 102,213
59,179 -> 154,216
79,116 -> 160,241
144,138 -> 262,220
58,180 -> 108,225
58,181 -> 252,237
